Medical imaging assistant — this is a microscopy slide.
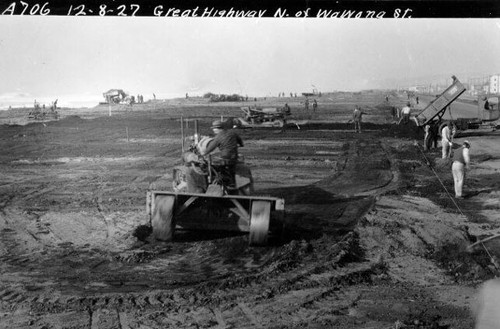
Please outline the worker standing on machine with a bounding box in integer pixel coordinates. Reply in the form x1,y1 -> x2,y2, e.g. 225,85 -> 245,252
200,120 -> 244,187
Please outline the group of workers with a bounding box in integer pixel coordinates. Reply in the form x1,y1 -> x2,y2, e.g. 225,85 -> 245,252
355,101 -> 470,199
304,99 -> 318,112
394,101 -> 471,200
196,98 -> 471,199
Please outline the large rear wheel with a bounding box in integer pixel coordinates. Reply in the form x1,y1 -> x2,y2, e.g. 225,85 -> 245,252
152,195 -> 176,241
273,119 -> 284,128
249,201 -> 271,246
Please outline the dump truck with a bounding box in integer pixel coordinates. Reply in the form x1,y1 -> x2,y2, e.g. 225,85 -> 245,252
413,76 -> 499,135
146,119 -> 285,246
413,76 -> 467,128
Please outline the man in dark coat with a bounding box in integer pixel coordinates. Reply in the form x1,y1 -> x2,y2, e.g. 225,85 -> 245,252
201,120 -> 244,187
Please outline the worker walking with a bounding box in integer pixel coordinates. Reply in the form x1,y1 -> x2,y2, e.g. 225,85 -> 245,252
201,120 -> 244,187
400,102 -> 411,124
353,106 -> 363,133
441,122 -> 453,158
452,140 -> 471,199
312,99 -> 318,112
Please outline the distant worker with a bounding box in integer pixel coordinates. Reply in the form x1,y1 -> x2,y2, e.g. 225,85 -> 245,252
428,122 -> 439,150
400,102 -> 411,124
201,120 -> 244,187
441,122 -> 453,159
304,98 -> 309,111
484,97 -> 490,110
312,99 -> 318,112
186,93 -> 189,99
423,125 -> 431,151
386,95 -> 389,102
284,103 -> 291,115
416,96 -> 419,104
452,140 -> 471,199
353,105 -> 363,133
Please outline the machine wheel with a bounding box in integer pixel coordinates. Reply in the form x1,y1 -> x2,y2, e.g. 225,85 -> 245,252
249,201 -> 271,246
273,119 -> 284,128
438,121 -> 457,137
152,195 -> 176,241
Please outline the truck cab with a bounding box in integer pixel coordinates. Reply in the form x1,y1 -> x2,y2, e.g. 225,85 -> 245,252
478,95 -> 500,122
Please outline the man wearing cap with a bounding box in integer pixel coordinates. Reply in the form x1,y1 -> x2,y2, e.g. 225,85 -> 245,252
452,140 -> 471,199
201,119 -> 244,187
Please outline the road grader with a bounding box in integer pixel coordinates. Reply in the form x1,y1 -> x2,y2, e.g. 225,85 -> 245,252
146,118 -> 285,246
235,106 -> 290,128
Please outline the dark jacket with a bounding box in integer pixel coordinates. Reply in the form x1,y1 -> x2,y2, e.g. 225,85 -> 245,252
204,129 -> 243,163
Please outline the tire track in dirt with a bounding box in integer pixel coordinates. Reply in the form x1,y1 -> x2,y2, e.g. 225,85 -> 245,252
2,110 -> 460,328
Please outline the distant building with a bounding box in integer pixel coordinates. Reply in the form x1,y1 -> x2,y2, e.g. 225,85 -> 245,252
490,74 -> 500,94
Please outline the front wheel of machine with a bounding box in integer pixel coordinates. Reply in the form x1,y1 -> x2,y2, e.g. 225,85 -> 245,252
152,195 -> 176,242
249,201 -> 271,246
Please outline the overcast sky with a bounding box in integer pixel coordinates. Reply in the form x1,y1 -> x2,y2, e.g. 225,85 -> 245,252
0,17 -> 499,107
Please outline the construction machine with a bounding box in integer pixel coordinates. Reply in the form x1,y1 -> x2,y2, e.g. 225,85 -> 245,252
146,118 -> 285,246
236,106 -> 290,128
413,76 -> 499,135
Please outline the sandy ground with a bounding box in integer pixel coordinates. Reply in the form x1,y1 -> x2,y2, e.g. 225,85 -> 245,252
0,91 -> 499,329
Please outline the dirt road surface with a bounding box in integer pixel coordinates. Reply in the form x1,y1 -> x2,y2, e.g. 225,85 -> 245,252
0,92 -> 499,328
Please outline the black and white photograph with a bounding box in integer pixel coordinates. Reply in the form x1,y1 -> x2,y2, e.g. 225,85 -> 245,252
1,3 -> 500,328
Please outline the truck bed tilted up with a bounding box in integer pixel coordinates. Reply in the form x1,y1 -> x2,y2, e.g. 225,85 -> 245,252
414,76 -> 467,127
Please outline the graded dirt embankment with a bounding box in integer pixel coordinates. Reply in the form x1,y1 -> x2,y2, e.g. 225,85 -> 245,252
0,92 -> 499,328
